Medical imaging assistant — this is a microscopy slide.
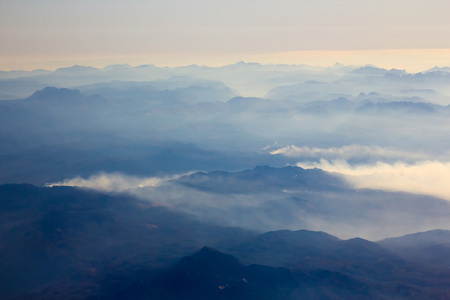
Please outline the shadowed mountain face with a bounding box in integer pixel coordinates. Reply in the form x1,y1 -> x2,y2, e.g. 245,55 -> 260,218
226,230 -> 438,285
378,230 -> 450,269
0,184 -> 253,299
174,165 -> 350,193
150,247 -> 299,300
97,246 -> 449,300
139,247 -> 370,300
2,184 -> 450,299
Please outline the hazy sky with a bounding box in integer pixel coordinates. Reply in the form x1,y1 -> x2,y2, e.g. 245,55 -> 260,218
1,0 -> 450,70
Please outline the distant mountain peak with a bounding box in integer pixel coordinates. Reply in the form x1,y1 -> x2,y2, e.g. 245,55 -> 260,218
223,61 -> 262,68
378,229 -> 450,247
352,66 -> 388,75
194,246 -> 239,262
27,87 -> 83,101
256,229 -> 341,244
54,65 -> 98,73
177,247 -> 242,272
175,165 -> 349,194
102,64 -> 131,70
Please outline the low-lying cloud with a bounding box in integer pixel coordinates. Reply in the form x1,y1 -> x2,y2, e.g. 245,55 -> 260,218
44,169 -> 450,240
297,159 -> 450,200
46,172 -> 186,192
271,144 -> 428,162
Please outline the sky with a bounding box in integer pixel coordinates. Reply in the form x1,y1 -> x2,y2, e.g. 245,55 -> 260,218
1,0 -> 450,71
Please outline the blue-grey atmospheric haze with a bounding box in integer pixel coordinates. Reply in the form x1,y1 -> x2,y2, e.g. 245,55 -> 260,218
2,1 -> 450,299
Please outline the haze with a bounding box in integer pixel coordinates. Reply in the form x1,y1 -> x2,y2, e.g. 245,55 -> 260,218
3,1 -> 450,299
2,0 -> 450,71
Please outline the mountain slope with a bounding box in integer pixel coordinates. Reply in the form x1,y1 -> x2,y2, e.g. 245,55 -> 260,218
174,165 -> 350,193
0,184 -> 253,299
378,229 -> 450,268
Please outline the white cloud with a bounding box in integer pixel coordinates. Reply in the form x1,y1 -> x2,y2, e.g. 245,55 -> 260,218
44,168 -> 450,240
297,159 -> 450,200
46,172 -> 187,192
271,144 -> 427,162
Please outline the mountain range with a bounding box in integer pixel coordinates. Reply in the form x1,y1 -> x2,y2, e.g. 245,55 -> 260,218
2,184 -> 450,300
2,62 -> 450,299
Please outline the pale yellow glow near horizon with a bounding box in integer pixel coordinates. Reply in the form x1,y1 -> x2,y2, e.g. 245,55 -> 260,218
258,49 -> 450,73
2,49 -> 450,72
296,160 -> 450,201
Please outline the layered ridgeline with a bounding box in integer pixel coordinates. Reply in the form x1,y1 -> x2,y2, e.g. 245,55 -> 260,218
1,184 -> 450,299
2,83 -> 450,186
2,63 -> 450,299
65,165 -> 450,241
2,64 -> 450,184
2,63 -> 450,103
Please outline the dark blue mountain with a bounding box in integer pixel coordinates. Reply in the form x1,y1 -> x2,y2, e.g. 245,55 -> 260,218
378,230 -> 450,268
0,184 -> 253,299
175,165 -> 350,193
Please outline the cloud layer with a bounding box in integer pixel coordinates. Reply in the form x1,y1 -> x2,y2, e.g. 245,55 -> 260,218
47,173 -> 175,192
271,144 -> 428,162
45,169 -> 450,240
297,159 -> 450,200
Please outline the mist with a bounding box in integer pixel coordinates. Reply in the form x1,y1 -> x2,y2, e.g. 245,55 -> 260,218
47,172 -> 166,192
270,144 -> 429,162
47,169 -> 450,241
4,0 -> 450,297
3,62 -> 450,241
297,159 -> 450,201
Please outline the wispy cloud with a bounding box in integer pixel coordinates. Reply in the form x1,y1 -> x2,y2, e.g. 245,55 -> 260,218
44,169 -> 450,240
270,144 -> 427,162
297,159 -> 450,200
46,172 -> 187,192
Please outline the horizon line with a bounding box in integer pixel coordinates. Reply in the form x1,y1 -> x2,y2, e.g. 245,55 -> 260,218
2,48 -> 450,73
